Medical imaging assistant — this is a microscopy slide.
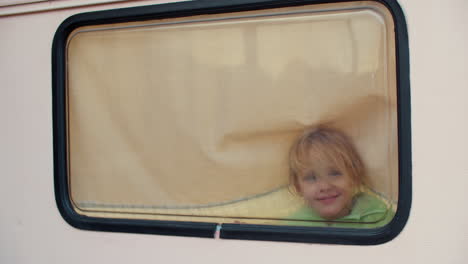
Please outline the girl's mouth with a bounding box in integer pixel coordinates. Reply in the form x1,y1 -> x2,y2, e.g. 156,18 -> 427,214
316,194 -> 340,205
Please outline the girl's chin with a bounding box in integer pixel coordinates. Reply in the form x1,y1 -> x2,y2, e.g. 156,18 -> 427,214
318,207 -> 348,220
320,213 -> 340,220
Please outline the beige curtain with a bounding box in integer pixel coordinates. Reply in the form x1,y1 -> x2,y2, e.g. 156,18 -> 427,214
67,2 -> 398,220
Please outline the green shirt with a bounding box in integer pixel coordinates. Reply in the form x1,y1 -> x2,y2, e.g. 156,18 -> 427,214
286,193 -> 394,228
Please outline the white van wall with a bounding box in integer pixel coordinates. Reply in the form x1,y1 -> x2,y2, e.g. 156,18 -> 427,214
1,0 -> 467,263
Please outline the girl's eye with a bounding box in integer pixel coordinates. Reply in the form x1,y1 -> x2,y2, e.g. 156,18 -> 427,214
304,174 -> 317,182
329,170 -> 342,177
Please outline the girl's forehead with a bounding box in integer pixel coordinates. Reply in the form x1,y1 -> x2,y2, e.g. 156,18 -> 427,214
306,146 -> 342,164
298,147 -> 349,172
300,161 -> 340,173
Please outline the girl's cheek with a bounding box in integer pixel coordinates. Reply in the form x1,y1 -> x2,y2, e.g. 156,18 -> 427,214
304,186 -> 318,196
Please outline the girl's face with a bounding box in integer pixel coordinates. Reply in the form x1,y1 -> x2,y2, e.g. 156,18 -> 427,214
296,154 -> 355,220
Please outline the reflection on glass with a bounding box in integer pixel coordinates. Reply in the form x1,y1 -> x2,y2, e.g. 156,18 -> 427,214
66,1 -> 397,228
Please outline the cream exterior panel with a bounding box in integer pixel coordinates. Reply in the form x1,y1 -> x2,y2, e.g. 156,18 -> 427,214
1,0 -> 468,263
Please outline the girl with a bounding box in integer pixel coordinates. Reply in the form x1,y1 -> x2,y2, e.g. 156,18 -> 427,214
288,125 -> 392,227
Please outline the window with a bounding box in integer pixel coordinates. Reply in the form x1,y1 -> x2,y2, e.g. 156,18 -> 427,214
53,0 -> 411,244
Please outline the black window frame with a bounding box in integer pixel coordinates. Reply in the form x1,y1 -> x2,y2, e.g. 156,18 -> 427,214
52,0 -> 411,245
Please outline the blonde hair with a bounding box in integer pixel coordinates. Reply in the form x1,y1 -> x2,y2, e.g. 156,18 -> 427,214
289,125 -> 365,194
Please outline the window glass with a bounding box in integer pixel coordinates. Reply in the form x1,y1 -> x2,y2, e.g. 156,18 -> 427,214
65,1 -> 398,228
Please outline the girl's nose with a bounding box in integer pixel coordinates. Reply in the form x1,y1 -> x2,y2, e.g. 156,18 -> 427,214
317,179 -> 332,192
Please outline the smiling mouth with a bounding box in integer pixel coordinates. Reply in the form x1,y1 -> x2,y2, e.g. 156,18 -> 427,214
316,194 -> 340,205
